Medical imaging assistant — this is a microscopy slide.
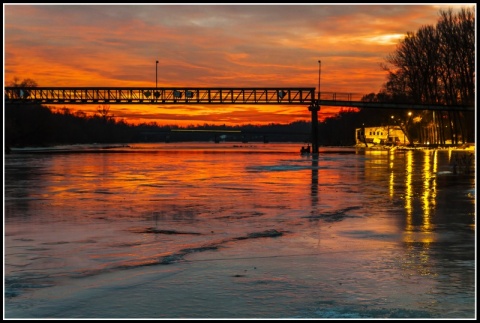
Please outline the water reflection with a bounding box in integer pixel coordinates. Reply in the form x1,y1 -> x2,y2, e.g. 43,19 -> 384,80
404,150 -> 414,221
421,150 -> 437,231
311,156 -> 319,208
402,150 -> 441,237
389,151 -> 395,199
359,148 -> 475,259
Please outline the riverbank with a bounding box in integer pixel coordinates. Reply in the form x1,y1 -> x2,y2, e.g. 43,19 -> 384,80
355,142 -> 475,152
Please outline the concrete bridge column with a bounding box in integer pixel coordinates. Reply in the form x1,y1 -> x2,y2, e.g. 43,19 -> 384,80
309,101 -> 320,154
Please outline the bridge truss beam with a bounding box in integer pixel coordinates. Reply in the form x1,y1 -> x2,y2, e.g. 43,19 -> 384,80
4,87 -> 316,105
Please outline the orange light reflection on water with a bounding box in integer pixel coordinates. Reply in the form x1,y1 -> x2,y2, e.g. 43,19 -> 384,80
40,148 -> 325,225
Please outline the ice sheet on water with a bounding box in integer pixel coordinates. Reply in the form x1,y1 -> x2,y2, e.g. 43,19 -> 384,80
158,229 -> 285,265
302,206 -> 362,222
309,307 -> 433,319
247,165 -> 312,172
5,274 -> 55,299
5,226 -> 287,300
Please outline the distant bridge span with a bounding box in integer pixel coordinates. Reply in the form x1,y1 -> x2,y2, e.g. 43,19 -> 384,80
5,86 -> 474,153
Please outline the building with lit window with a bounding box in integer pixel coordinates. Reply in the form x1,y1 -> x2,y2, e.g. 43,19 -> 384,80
355,125 -> 410,146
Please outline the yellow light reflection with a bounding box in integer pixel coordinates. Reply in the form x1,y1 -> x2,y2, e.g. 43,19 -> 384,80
403,150 -> 440,246
421,150 -> 437,232
404,150 -> 413,230
422,151 -> 432,229
389,150 -> 395,199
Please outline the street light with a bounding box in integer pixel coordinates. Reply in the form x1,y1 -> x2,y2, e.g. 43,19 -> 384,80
156,60 -> 159,89
406,111 -> 413,127
318,60 -> 321,101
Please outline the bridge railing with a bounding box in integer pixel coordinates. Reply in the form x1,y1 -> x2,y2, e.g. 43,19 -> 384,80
318,92 -> 359,101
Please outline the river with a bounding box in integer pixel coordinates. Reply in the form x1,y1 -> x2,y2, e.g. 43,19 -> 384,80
4,142 -> 476,318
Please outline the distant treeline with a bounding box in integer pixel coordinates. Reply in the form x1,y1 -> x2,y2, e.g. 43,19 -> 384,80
4,103 -> 361,147
5,102 -> 439,149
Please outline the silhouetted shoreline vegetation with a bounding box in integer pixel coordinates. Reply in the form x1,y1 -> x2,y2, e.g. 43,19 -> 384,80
5,102 -> 473,151
359,7 -> 475,146
4,102 -> 338,148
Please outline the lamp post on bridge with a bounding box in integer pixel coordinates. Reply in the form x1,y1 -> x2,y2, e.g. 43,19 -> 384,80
309,60 -> 322,154
318,60 -> 321,101
156,60 -> 159,89
309,101 -> 320,154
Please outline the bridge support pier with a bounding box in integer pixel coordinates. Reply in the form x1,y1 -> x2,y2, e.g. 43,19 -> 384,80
309,101 -> 320,154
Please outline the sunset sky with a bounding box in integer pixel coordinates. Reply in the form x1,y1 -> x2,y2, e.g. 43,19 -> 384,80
3,3 -> 474,126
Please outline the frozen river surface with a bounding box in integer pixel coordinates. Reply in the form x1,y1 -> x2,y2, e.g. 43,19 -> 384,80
4,143 -> 476,318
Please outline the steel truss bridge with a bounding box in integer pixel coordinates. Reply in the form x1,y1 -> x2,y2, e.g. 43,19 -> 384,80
5,87 -> 315,105
3,86 -> 473,111
4,86 -> 474,153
